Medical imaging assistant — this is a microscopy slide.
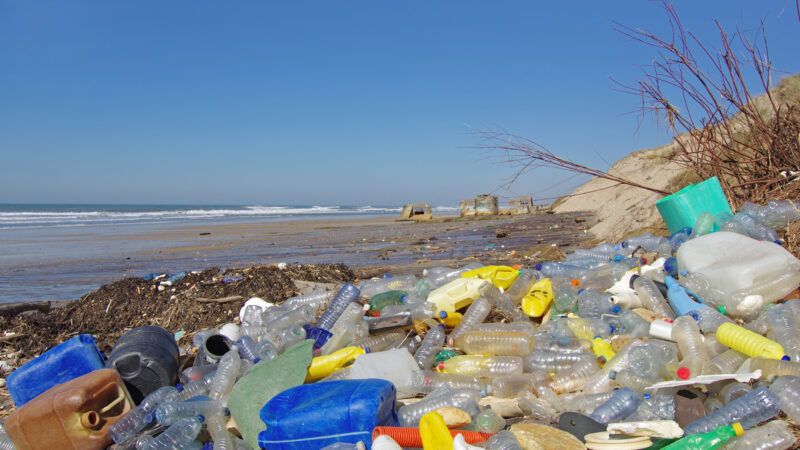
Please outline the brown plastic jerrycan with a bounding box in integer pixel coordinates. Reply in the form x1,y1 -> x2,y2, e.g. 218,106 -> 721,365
5,368 -> 134,450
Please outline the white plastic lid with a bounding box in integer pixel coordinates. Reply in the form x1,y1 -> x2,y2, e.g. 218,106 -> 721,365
219,323 -> 241,342
649,319 -> 674,341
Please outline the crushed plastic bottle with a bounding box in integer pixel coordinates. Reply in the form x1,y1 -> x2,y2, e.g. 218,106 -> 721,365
111,385 -> 179,443
683,386 -> 780,434
136,417 -> 203,450
587,387 -> 642,424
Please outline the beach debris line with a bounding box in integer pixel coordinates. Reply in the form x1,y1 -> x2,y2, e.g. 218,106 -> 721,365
0,197 -> 798,449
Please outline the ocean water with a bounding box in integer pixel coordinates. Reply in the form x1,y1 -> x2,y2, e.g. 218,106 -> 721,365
0,204 -> 457,229
0,204 -> 459,303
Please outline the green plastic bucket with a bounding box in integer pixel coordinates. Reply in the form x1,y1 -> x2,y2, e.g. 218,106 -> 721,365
655,176 -> 732,234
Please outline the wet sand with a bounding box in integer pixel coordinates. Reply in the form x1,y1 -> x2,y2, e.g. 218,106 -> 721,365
0,212 -> 593,303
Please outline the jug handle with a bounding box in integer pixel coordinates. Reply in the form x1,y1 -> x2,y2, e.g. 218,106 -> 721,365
97,386 -> 127,415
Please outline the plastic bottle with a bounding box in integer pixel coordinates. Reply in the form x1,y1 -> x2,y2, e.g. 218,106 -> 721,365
683,386 -> 780,434
550,357 -> 600,393
691,307 -> 734,334
484,430 -> 522,450
489,373 -> 545,398
663,422 -> 744,450
0,436 -> 13,450
407,371 -> 485,395
504,269 -> 538,303
592,337 -> 616,364
724,213 -> 780,243
266,324 -> 307,352
448,297 -> 492,342
740,200 -> 800,228
110,386 -> 179,443
155,400 -> 226,426
617,309 -> 650,337
136,417 -> 203,450
454,331 -> 533,356
587,387 -> 641,424
623,235 -> 670,253
235,336 -> 260,363
552,279 -> 579,313
532,332 -> 591,353
523,351 -> 595,373
368,290 -> 408,313
414,325 -> 446,370
716,323 -> 787,360
306,346 -> 365,382
397,388 -> 482,426
672,316 -> 711,379
765,305 -> 800,361
628,393 -> 675,421
720,420 -> 795,449
768,376 -> 800,422
265,304 -> 316,332
710,350 -> 747,374
320,303 -> 366,355
351,330 -> 406,352
208,347 -> 241,403
750,358 -> 800,380
534,262 -> 586,280
207,413 -> 233,450
438,355 -> 523,377
177,371 -> 216,401
576,290 -> 614,318
426,263 -> 484,288
315,283 -> 361,331
633,276 -> 675,319
283,289 -> 335,310
360,274 -> 418,298
664,276 -> 705,317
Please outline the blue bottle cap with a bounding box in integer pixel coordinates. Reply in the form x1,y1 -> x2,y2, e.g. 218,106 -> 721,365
611,305 -> 621,314
782,355 -> 791,361
439,311 -> 448,319
535,263 -> 543,271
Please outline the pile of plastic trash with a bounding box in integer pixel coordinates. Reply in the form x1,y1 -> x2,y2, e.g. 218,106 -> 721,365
1,195 -> 799,450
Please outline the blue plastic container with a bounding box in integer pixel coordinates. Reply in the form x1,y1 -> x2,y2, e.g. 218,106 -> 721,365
655,176 -> 732,234
7,334 -> 105,407
258,379 -> 398,450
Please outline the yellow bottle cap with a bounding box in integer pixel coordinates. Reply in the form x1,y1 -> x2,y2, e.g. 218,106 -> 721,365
731,422 -> 744,437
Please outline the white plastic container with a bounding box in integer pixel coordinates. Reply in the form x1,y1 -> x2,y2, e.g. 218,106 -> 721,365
345,348 -> 421,399
427,278 -> 491,314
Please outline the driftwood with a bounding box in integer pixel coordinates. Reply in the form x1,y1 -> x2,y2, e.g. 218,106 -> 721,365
0,301 -> 51,317
193,295 -> 244,304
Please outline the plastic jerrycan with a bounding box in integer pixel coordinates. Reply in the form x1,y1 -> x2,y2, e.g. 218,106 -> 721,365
5,368 -> 134,450
461,265 -> 519,290
106,326 -> 180,404
6,334 -> 105,407
306,346 -> 365,382
428,278 -> 490,314
521,278 -> 554,317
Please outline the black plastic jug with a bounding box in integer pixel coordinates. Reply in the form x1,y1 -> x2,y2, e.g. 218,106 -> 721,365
106,326 -> 179,404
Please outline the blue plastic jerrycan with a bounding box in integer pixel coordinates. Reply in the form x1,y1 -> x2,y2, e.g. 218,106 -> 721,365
258,379 -> 398,449
7,334 -> 105,407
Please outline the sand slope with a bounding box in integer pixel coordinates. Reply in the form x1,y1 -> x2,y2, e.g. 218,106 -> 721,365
554,142 -> 686,242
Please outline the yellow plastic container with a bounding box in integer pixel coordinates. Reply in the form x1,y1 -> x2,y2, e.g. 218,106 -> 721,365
420,411 -> 454,450
592,337 -> 616,365
428,278 -> 490,314
305,346 -> 365,382
521,278 -> 553,318
437,311 -> 463,328
461,265 -> 519,290
716,322 -> 786,360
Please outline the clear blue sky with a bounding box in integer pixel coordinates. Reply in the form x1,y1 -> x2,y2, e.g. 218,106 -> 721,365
1,1 -> 798,206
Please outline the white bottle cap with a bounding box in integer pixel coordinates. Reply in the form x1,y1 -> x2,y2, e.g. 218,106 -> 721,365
219,323 -> 241,342
649,319 -> 674,341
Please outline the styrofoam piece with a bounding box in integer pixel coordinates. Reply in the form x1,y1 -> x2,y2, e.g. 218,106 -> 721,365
607,420 -> 683,439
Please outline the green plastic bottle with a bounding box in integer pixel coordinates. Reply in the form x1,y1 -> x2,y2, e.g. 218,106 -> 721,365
368,290 -> 407,314
662,422 -> 744,450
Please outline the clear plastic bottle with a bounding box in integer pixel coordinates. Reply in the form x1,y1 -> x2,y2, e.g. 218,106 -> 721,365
684,386 -> 781,434
534,262 -> 586,280
765,305 -> 800,361
454,331 -> 533,356
236,335 -> 260,363
475,322 -> 536,334
559,391 -> 614,415
724,213 -> 780,243
320,303 -> 366,355
316,283 -> 361,331
490,373 -> 545,398
426,263 -> 484,288
617,309 -> 650,337
587,387 -> 642,424
504,269 -> 538,304
407,371 -> 485,395
439,355 -> 524,377
523,350 -> 594,373
740,200 -> 800,229
552,280 -> 579,313
710,350 -> 747,374
177,371 -> 216,401
567,316 -> 614,340
719,419 -> 795,450
633,276 -> 675,319
266,324 -> 307,352
397,388 -> 482,426
0,435 -> 13,450
155,400 -> 226,426
241,304 -> 267,326
532,332 -> 591,353
690,212 -> 716,239
622,235 -> 670,253
414,324 -> 446,369
627,393 -> 675,421
111,386 -> 179,443
612,369 -> 657,392
136,417 -> 203,450
672,316 -> 711,379
550,356 -> 600,393
283,289 -> 335,310
576,290 -> 614,318
768,376 -> 800,422
360,274 -> 418,299
690,307 -> 734,334
209,347 -> 241,403
207,413 -> 233,450
266,304 -> 316,332
484,430 -> 522,450
448,297 -> 492,342
720,382 -> 751,404
351,330 -> 406,352
750,358 -> 800,380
